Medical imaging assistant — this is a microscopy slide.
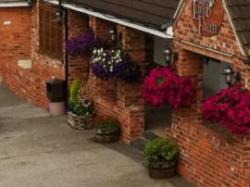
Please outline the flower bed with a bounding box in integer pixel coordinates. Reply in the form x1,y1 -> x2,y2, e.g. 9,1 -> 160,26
202,84 -> 250,135
142,67 -> 195,109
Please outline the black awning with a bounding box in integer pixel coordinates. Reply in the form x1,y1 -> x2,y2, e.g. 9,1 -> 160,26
65,0 -> 180,30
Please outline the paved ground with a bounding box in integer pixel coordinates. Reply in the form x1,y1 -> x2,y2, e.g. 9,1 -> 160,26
0,85 -> 194,187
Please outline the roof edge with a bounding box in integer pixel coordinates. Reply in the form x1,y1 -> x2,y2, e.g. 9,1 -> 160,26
44,0 -> 173,38
0,1 -> 30,8
222,0 -> 247,57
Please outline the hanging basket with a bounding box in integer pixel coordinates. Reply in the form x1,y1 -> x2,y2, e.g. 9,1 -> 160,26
67,111 -> 94,130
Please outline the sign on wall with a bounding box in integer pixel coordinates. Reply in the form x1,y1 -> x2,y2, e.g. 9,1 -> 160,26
192,0 -> 223,36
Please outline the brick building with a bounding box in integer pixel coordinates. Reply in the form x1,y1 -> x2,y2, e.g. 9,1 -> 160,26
172,0 -> 250,186
0,0 -> 249,186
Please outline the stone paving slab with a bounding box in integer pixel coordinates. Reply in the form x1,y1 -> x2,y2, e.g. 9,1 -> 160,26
0,85 -> 195,187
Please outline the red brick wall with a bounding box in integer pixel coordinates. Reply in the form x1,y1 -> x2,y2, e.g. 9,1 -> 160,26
174,0 -> 244,58
67,10 -> 89,85
86,18 -> 145,143
66,13 -> 146,143
172,0 -> 250,186
0,1 -> 64,108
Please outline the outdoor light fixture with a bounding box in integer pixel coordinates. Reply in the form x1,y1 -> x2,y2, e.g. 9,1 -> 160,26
108,28 -> 116,41
55,0 -> 64,24
224,65 -> 241,86
55,11 -> 62,23
163,49 -> 172,66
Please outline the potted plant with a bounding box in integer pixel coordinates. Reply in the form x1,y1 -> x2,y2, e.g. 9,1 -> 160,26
91,48 -> 123,79
144,137 -> 179,179
95,118 -> 121,143
91,48 -> 141,82
67,80 -> 95,130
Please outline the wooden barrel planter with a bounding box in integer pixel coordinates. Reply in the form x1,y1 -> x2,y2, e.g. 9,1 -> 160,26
148,160 -> 177,179
144,137 -> 179,179
95,126 -> 120,143
67,111 -> 94,130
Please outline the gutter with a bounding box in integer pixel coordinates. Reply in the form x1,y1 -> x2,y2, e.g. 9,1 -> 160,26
44,0 -> 173,39
0,2 -> 30,8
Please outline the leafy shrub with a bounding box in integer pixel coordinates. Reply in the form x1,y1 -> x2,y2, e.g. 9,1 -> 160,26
72,98 -> 94,116
69,80 -> 94,116
69,79 -> 81,108
144,137 -> 179,164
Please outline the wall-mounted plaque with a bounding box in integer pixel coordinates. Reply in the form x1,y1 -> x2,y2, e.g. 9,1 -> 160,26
17,59 -> 32,69
192,0 -> 223,36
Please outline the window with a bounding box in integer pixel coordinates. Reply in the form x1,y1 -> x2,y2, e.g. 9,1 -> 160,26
39,3 -> 63,60
203,59 -> 228,98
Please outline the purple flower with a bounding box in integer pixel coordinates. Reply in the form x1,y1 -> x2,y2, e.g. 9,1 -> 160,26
66,29 -> 102,56
117,54 -> 141,82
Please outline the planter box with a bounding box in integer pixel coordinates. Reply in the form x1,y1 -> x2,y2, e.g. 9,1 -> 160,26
95,127 -> 120,143
148,160 -> 177,179
67,111 -> 94,130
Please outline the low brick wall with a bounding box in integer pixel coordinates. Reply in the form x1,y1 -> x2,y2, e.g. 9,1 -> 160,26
171,109 -> 250,187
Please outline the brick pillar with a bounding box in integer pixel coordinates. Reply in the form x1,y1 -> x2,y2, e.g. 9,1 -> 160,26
238,61 -> 250,89
88,17 -> 117,101
67,10 -> 89,86
176,48 -> 203,110
172,47 -> 203,134
116,26 -> 146,143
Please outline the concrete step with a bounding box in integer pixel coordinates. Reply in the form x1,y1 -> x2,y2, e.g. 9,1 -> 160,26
143,131 -> 160,141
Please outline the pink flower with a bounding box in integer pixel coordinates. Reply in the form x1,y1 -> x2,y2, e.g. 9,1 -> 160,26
142,67 -> 195,109
201,84 -> 250,135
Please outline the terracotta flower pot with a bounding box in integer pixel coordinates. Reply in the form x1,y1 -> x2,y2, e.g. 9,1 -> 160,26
148,160 -> 177,179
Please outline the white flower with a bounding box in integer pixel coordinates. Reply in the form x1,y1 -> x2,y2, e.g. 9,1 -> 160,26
110,66 -> 113,72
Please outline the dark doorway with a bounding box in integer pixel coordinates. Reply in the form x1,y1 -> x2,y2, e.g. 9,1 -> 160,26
145,105 -> 172,136
144,35 -> 173,136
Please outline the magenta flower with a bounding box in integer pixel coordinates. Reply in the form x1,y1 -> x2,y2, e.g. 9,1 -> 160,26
202,84 -> 250,135
142,67 -> 195,109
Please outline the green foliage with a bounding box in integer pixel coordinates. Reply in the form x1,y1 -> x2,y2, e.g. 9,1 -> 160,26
69,79 -> 81,107
97,119 -> 120,129
72,100 -> 90,116
68,80 -> 94,116
144,137 -> 179,163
